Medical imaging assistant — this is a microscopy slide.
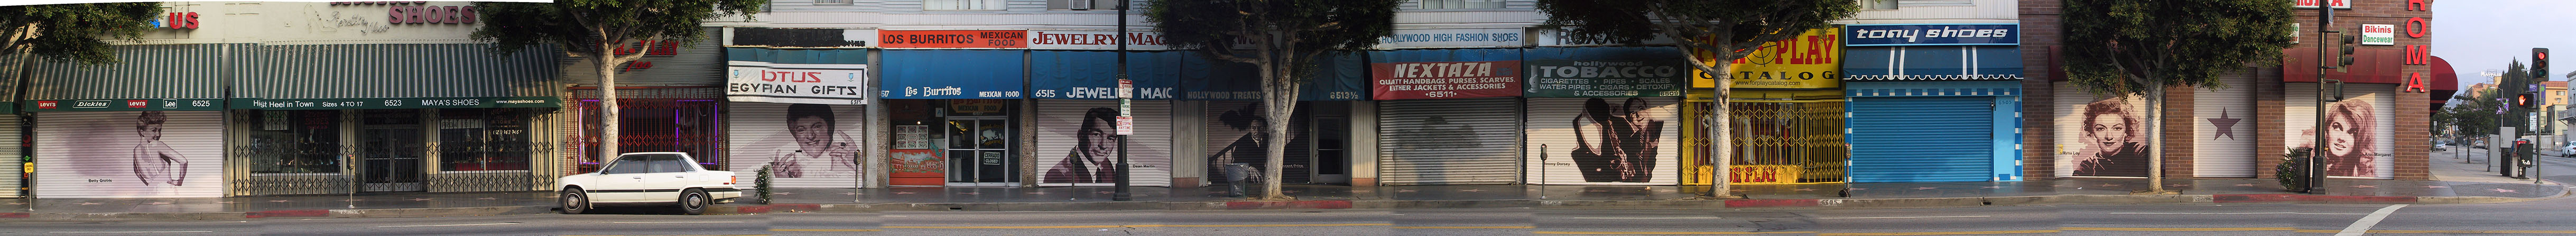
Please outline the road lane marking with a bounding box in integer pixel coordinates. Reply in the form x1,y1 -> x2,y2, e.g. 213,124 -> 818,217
373,222 -> 522,228
48,231 -> 215,233
2336,204 -> 2409,236
2363,230 -> 2576,233
1816,215 -> 1989,219
1394,226 -> 1536,229
2107,212 -> 2368,215
2063,227 -> 2295,231
1569,217 -> 1725,219
1816,230 -> 2060,235
885,223 -> 1393,229
772,229 -> 883,232
608,221 -> 746,223
1534,231 -> 1818,234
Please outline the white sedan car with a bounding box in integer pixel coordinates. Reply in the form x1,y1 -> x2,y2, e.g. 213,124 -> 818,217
558,152 -> 742,215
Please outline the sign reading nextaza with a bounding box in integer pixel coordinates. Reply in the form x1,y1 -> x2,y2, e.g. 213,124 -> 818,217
1526,60 -> 1685,97
1372,60 -> 1523,99
727,61 -> 872,105
1845,24 -> 2017,46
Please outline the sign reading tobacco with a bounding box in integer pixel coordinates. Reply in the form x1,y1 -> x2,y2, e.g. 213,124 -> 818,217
1525,60 -> 1685,97
1372,60 -> 1523,100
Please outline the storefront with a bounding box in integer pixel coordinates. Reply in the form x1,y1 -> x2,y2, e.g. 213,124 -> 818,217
1369,48 -> 1524,185
229,43 -> 563,195
2281,47 -> 2414,179
1698,28 -> 1849,185
565,28 -> 730,176
1185,52 -> 1369,186
0,55 -> 22,198
1521,47 -> 1689,185
724,47 -> 870,188
23,44 -> 235,198
1030,50 -> 1179,187
1839,24 -> 2025,183
879,43 -> 1026,186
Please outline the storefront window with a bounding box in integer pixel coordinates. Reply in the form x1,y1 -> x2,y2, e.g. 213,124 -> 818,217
246,110 -> 342,174
440,108 -> 534,171
579,99 -> 724,173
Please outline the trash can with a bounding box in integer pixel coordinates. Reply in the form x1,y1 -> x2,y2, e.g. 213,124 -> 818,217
1224,163 -> 1253,197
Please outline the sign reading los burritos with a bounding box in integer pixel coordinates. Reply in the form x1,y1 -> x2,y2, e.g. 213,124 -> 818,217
726,62 -> 872,105
1372,60 -> 1523,100
879,30 -> 1027,48
1526,60 -> 1685,97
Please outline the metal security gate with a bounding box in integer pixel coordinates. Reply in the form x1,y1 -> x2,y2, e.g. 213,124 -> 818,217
1378,98 -> 1521,185
1848,97 -> 1995,183
35,112 -> 227,198
1727,101 -> 1846,184
2192,73 -> 2258,177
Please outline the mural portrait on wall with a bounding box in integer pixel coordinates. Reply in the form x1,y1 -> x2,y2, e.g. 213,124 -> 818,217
1044,107 -> 1121,183
1209,103 -> 1267,179
2304,100 -> 2380,178
2074,99 -> 2149,177
1572,97 -> 1664,183
131,111 -> 188,186
770,104 -> 859,178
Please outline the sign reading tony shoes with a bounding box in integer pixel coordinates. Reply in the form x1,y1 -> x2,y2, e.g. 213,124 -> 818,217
727,61 -> 872,105
1526,60 -> 1685,97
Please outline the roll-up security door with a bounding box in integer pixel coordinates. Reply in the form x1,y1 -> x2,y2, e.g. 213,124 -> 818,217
1378,97 -> 1521,185
36,112 -> 225,198
1039,100 -> 1175,186
1848,96 -> 1996,183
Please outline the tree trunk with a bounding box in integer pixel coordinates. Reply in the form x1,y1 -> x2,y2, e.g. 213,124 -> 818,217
596,43 -> 623,171
1258,57 -> 1299,201
2142,86 -> 2170,194
1710,62 -> 1734,198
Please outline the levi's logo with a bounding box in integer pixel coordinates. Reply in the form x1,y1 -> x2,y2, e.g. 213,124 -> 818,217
35,101 -> 56,109
127,100 -> 148,108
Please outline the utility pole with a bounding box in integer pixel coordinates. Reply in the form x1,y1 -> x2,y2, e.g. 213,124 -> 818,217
2308,3 -> 2333,193
1112,0 -> 1135,202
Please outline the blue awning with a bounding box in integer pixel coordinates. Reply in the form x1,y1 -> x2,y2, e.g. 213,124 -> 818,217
1030,50 -> 1181,100
726,47 -> 867,64
882,50 -> 1025,99
1842,46 -> 2023,81
1178,51 -> 1368,101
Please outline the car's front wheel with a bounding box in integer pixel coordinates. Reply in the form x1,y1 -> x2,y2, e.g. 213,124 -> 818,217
677,188 -> 709,215
561,189 -> 590,215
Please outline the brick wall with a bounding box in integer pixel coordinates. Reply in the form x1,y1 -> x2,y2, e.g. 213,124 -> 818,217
2019,0 -> 2061,180
2164,86 -> 2197,178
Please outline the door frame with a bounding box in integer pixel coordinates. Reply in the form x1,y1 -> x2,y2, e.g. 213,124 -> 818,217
1309,115 -> 1350,185
357,110 -> 429,192
944,115 -> 1017,186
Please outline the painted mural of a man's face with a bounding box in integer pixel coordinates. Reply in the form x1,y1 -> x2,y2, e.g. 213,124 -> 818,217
787,104 -> 837,151
1078,107 -> 1118,159
2082,99 -> 2136,156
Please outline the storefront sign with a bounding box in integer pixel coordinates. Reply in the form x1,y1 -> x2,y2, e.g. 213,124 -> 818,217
1372,60 -> 1523,99
1379,28 -> 1525,49
1027,30 -> 1167,50
1525,60 -> 1686,97
879,30 -> 1027,49
1844,24 -> 2017,46
1700,28 -> 1842,89
1534,28 -> 1676,47
153,12 -> 201,30
334,2 -> 476,24
2294,0 -> 2353,9
2360,24 -> 2396,46
30,99 -> 222,112
729,28 -> 876,48
726,61 -> 870,105
234,97 -> 558,110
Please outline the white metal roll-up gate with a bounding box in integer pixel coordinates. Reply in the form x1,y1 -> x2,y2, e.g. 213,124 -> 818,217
1037,100 -> 1174,187
36,111 -> 226,198
0,116 -> 19,198
726,103 -> 866,188
2287,83 -> 2398,179
1378,98 -> 1521,185
2193,74 -> 2259,177
1524,97 -> 1682,185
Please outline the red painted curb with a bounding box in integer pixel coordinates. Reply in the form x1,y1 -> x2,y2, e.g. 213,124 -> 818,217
2212,194 -> 2418,203
247,210 -> 329,218
1224,200 -> 1353,210
731,205 -> 772,214
772,204 -> 822,212
0,213 -> 27,219
1724,199 -> 1821,208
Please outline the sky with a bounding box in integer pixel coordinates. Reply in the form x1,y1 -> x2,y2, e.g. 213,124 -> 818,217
2434,0 -> 2576,88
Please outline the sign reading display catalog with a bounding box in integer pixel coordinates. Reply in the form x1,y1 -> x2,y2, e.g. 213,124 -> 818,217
726,61 -> 872,105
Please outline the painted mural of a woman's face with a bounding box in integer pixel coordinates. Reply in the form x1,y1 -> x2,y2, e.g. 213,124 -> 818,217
137,111 -> 165,141
2082,99 -> 2137,157
2325,101 -> 2378,158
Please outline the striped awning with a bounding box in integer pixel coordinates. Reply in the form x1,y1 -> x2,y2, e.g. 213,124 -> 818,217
1842,46 -> 2023,81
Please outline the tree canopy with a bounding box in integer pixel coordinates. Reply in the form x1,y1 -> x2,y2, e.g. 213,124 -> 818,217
0,3 -> 161,65
2061,0 -> 2295,95
470,0 -> 762,58
1535,0 -> 1856,74
1148,0 -> 1399,200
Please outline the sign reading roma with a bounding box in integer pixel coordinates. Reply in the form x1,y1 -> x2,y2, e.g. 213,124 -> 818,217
1372,60 -> 1523,100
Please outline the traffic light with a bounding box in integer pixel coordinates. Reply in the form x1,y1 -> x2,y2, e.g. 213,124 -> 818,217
2536,48 -> 2551,80
2517,94 -> 2536,107
2337,34 -> 2358,72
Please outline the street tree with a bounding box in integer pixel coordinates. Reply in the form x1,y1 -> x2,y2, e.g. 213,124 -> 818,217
1147,0 -> 1400,201
1533,0 -> 1858,197
2062,0 -> 2294,194
471,0 -> 762,170
0,3 -> 161,88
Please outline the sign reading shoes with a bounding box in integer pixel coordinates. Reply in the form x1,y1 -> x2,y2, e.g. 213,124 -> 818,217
1845,24 -> 2018,46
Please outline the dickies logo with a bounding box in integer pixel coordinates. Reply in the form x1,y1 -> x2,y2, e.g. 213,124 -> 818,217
35,101 -> 56,109
127,99 -> 149,108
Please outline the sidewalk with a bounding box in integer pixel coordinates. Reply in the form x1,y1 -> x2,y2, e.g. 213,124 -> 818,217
0,192 -> 553,220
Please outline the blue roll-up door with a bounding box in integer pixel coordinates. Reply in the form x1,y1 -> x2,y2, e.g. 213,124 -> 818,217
1848,96 -> 1995,183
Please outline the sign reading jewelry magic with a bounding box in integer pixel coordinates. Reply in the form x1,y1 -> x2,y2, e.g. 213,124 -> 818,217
1372,60 -> 1523,99
727,61 -> 871,105
1525,60 -> 1686,97
1844,24 -> 2018,46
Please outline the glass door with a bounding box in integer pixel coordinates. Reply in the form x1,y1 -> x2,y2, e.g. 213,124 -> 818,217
946,116 -> 1016,186
1311,116 -> 1349,184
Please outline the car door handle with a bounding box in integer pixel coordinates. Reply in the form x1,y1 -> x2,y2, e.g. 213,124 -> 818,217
632,177 -> 643,179
674,176 -> 685,178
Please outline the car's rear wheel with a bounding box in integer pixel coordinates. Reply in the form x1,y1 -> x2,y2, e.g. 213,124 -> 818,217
561,189 -> 590,215
677,188 -> 709,215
